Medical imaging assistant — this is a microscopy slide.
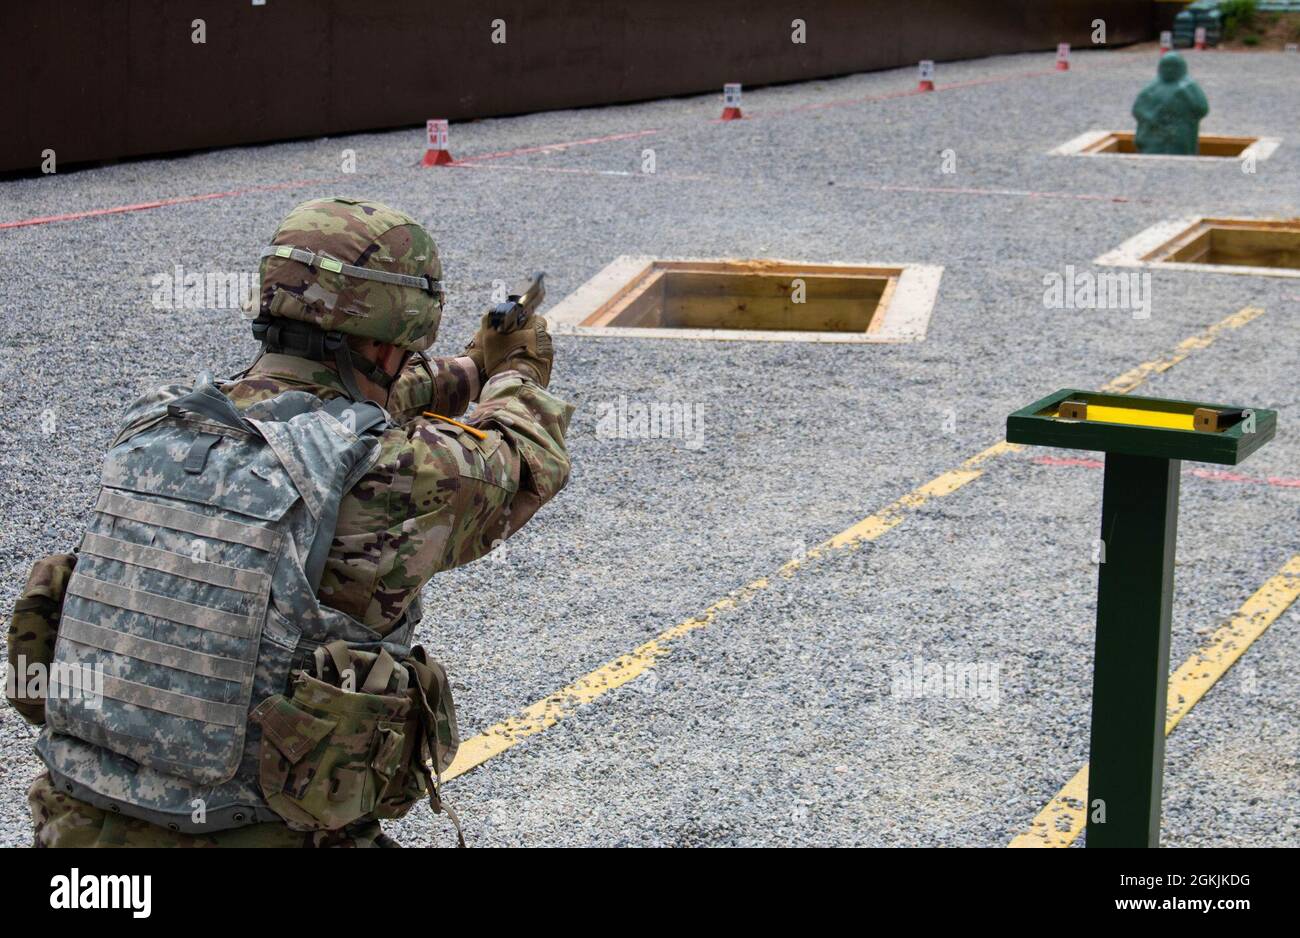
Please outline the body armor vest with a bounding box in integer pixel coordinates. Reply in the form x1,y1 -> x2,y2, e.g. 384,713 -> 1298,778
37,376 -> 423,832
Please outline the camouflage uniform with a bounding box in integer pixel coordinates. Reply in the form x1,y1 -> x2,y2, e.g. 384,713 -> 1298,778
29,772 -> 395,847
22,198 -> 573,846
225,352 -> 572,634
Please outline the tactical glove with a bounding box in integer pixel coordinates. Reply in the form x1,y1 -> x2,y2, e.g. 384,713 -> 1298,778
462,337 -> 487,386
475,313 -> 554,388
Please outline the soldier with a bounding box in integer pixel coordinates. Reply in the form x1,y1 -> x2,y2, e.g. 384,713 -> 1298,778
1133,51 -> 1209,155
11,197 -> 573,846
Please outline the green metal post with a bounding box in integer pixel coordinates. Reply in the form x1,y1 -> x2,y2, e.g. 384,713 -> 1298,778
1008,388 -> 1276,848
1086,452 -> 1181,847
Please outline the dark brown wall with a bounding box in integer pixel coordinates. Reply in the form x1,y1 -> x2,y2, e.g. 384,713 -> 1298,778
4,1 -> 1156,173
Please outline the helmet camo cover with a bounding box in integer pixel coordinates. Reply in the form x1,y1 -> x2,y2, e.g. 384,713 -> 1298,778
259,197 -> 443,351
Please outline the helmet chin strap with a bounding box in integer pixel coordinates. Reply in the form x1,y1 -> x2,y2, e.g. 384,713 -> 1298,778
252,314 -> 398,402
326,332 -> 372,402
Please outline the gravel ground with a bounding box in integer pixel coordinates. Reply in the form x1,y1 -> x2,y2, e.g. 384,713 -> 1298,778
1,46 -> 1296,847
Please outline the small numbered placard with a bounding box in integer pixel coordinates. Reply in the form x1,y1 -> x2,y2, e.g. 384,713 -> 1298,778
426,119 -> 449,150
918,60 -> 935,82
1056,43 -> 1070,63
1160,30 -> 1172,48
723,83 -> 742,108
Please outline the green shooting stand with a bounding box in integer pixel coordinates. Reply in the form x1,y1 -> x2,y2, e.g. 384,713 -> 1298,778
1007,389 -> 1277,847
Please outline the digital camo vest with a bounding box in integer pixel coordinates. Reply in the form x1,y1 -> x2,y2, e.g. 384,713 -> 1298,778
37,376 -> 422,832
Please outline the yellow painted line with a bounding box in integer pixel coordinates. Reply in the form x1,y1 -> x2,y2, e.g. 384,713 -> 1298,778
1098,305 -> 1263,395
445,306 -> 1268,782
445,582 -> 772,779
1165,554 -> 1300,730
1009,554 -> 1300,848
448,460 -> 1005,780
1009,765 -> 1091,849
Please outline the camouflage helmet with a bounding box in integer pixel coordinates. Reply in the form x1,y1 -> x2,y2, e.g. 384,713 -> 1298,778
258,197 -> 443,351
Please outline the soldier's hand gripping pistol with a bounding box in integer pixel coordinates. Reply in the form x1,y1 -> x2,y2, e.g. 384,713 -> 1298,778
465,271 -> 555,388
488,272 -> 546,334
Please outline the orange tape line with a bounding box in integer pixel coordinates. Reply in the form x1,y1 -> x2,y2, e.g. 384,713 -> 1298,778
423,412 -> 488,440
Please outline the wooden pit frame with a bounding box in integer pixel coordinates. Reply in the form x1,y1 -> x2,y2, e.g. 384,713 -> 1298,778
545,256 -> 944,343
1050,130 -> 1279,162
1096,216 -> 1300,280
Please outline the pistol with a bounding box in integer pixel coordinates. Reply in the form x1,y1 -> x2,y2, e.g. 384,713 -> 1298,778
488,272 -> 546,334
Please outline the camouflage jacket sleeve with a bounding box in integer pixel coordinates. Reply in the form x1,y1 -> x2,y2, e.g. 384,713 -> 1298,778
6,553 -> 77,724
386,354 -> 479,423
321,372 -> 574,633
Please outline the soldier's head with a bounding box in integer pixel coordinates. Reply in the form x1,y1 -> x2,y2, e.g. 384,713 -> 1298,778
252,197 -> 444,402
1157,51 -> 1187,83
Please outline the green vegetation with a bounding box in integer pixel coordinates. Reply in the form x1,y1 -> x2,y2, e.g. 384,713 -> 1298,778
1220,0 -> 1257,40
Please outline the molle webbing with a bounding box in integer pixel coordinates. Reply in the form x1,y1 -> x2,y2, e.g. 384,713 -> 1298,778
79,532 -> 267,593
66,573 -> 257,639
91,668 -> 245,726
50,486 -> 276,784
95,489 -> 277,552
59,617 -> 252,682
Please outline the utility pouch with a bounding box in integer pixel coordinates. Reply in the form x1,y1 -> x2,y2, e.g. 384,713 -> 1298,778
6,553 -> 76,725
376,645 -> 462,846
252,643 -> 410,832
252,640 -> 461,841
